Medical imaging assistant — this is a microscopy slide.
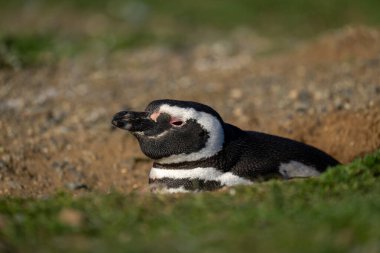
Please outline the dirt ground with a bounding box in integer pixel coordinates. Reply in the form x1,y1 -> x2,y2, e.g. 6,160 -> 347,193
0,26 -> 379,197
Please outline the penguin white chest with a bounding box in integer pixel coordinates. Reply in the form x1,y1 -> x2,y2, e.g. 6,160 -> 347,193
149,167 -> 252,193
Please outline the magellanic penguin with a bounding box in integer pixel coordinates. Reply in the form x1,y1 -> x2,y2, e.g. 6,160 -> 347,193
112,99 -> 340,193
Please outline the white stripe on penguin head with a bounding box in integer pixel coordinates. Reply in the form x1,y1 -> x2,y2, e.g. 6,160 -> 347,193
156,104 -> 224,164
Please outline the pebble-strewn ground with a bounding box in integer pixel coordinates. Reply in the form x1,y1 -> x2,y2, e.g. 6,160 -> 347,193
0,26 -> 379,197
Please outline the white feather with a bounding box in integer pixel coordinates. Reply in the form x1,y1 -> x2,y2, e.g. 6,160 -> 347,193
279,161 -> 320,178
150,167 -> 252,186
155,104 -> 224,164
218,172 -> 252,186
162,187 -> 191,193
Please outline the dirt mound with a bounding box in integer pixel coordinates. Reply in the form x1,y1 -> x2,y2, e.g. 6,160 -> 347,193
278,107 -> 380,163
295,26 -> 380,63
0,26 -> 379,197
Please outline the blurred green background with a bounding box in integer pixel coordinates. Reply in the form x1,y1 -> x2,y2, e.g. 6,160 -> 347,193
1,0 -> 380,68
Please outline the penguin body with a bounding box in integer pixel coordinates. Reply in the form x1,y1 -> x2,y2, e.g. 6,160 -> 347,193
112,99 -> 339,193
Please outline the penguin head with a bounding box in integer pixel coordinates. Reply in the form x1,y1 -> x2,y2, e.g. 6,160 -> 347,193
112,99 -> 225,164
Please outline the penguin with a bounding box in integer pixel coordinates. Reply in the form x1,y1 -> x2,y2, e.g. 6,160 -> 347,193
112,99 -> 340,193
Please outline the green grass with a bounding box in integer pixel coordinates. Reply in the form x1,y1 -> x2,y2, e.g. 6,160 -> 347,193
3,0 -> 380,35
0,34 -> 57,69
0,33 -> 160,69
1,0 -> 380,68
0,150 -> 379,253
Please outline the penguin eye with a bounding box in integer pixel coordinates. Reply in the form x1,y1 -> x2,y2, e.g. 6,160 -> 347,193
170,118 -> 184,127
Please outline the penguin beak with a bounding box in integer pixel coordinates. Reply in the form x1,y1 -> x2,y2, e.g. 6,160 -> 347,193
112,111 -> 154,132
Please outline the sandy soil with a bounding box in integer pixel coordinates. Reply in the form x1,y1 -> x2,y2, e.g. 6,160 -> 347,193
0,26 -> 379,197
